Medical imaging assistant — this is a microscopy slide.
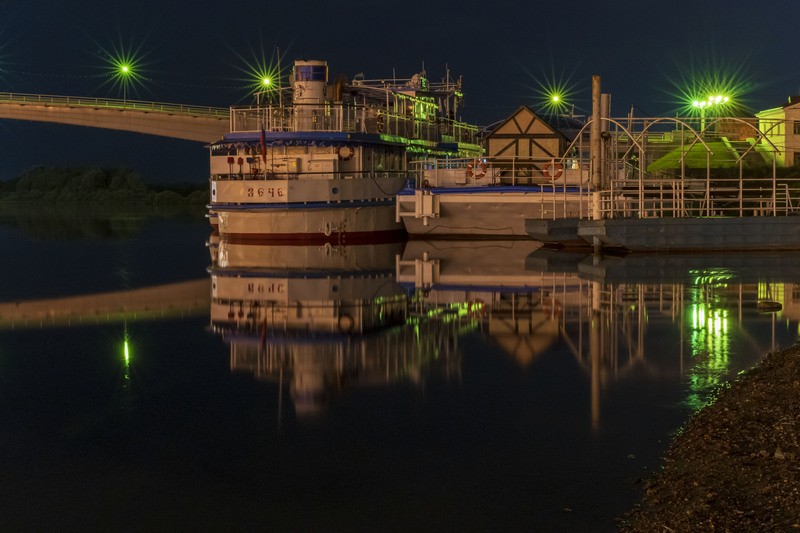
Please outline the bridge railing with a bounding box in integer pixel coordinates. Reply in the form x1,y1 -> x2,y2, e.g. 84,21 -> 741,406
0,92 -> 229,118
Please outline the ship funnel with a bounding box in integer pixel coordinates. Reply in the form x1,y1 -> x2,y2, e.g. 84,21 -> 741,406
292,60 -> 328,131
292,60 -> 328,104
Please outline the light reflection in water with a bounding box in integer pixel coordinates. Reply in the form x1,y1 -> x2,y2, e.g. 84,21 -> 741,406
208,239 -> 468,422
123,333 -> 131,384
122,321 -> 132,387
687,295 -> 731,412
203,239 -> 800,429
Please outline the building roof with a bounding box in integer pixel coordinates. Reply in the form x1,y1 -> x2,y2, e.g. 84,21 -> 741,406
784,96 -> 800,108
482,105 -> 584,141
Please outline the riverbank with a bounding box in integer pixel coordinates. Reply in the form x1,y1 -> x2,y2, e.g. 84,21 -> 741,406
620,343 -> 800,531
0,165 -> 207,206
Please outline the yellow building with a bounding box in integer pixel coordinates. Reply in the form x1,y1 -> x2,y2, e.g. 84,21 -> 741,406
755,96 -> 800,167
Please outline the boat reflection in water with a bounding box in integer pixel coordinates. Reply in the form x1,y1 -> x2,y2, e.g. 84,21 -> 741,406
398,241 -> 800,428
208,236 -> 800,424
208,239 -> 464,417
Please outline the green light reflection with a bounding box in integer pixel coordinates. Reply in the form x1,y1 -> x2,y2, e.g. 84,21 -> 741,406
685,287 -> 731,411
122,333 -> 131,385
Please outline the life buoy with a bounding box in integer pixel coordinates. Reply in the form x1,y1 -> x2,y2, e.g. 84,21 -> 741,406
542,162 -> 563,179
338,313 -> 354,333
338,145 -> 354,161
466,160 -> 487,178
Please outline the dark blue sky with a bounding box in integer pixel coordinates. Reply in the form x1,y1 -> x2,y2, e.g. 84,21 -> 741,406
1,0 -> 798,183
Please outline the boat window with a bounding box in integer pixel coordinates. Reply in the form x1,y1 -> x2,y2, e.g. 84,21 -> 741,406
211,145 -> 236,156
295,65 -> 327,82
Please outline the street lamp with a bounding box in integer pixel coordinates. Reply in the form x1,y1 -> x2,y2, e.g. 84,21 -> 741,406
255,77 -> 271,106
119,64 -> 131,105
692,94 -> 730,131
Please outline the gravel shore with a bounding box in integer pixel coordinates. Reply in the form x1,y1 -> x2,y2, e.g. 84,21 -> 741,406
620,343 -> 800,531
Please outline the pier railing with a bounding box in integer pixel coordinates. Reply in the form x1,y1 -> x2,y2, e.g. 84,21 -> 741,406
599,175 -> 800,218
230,104 -> 478,146
554,115 -> 800,220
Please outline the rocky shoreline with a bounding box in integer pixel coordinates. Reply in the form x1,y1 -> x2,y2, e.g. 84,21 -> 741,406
620,343 -> 800,531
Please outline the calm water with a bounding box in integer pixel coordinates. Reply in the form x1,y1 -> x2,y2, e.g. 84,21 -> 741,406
1,208 -> 798,531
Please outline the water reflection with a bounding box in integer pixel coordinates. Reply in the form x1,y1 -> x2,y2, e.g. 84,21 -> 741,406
398,241 -> 800,426
0,203 -> 204,240
205,236 -> 800,426
208,239 -> 463,418
4,214 -> 800,529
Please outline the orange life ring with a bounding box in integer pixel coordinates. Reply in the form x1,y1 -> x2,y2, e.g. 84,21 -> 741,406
542,162 -> 563,179
337,145 -> 354,161
466,160 -> 487,178
338,313 -> 354,333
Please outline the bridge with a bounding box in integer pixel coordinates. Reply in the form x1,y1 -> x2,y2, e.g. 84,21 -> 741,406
0,279 -> 210,329
0,92 -> 231,143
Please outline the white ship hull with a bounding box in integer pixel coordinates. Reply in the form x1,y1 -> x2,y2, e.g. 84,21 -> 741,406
397,189 -> 590,238
215,203 -> 406,244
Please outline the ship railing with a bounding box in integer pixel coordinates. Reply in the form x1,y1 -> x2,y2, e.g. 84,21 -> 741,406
599,176 -> 800,219
410,156 -> 591,188
406,156 -> 594,220
211,169 -> 408,182
229,104 -> 478,144
0,92 -> 229,117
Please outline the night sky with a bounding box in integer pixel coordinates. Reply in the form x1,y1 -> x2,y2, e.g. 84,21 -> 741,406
2,0 -> 798,183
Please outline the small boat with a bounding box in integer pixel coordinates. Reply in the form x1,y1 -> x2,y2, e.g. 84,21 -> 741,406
395,105 -> 593,239
208,59 -> 481,243
396,156 -> 592,238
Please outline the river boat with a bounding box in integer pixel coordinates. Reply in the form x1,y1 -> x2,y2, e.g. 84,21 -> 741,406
208,60 -> 481,243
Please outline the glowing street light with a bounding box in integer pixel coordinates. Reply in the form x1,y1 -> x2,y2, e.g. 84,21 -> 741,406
119,64 -> 132,105
255,76 -> 274,106
692,94 -> 730,130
